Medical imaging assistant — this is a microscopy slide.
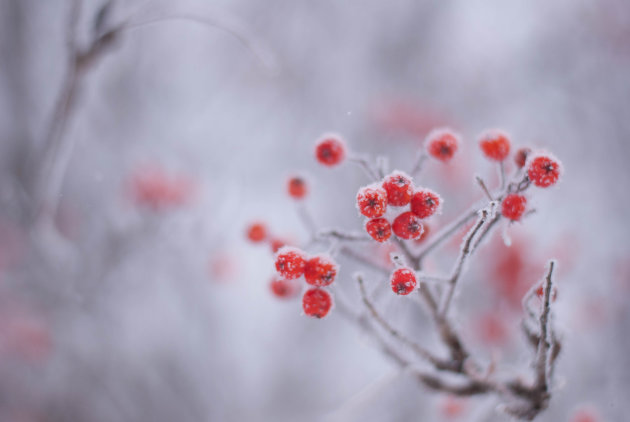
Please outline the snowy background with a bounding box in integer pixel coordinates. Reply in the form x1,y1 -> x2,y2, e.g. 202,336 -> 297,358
1,0 -> 629,421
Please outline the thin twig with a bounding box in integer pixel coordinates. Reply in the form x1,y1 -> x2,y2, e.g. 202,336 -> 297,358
416,208 -> 479,264
348,155 -> 380,182
120,14 -> 277,71
475,175 -> 494,201
440,210 -> 489,316
339,246 -> 390,275
317,229 -> 371,242
356,274 -> 450,369
410,151 -> 427,179
534,260 -> 555,389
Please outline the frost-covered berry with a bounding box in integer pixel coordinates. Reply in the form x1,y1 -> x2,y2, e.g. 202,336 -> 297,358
478,130 -> 511,161
392,212 -> 424,240
315,134 -> 346,166
501,194 -> 527,221
356,185 -> 388,218
275,247 -> 306,279
514,147 -> 531,168
304,254 -> 338,287
410,189 -> 441,219
246,222 -> 267,243
390,267 -> 417,295
425,128 -> 460,162
302,288 -> 333,318
270,276 -> 298,299
365,218 -> 392,242
287,176 -> 308,199
527,154 -> 562,188
382,171 -> 413,206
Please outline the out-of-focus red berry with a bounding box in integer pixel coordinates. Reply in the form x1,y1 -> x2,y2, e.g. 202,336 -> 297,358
514,147 -> 531,168
304,255 -> 338,287
390,267 -> 417,295
570,407 -> 600,422
270,276 -> 299,299
501,194 -> 527,221
410,189 -> 441,219
287,176 -> 308,199
527,154 -> 562,188
315,135 -> 346,166
478,130 -> 511,161
392,212 -> 424,240
476,313 -> 508,345
382,171 -> 414,206
246,222 -> 267,243
129,166 -> 193,210
302,288 -> 333,318
275,247 -> 306,279
357,185 -> 388,218
425,128 -> 460,162
439,396 -> 467,419
365,218 -> 392,242
269,238 -> 289,253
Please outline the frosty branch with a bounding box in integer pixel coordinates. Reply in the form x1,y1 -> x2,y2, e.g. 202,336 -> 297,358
249,129 -> 564,420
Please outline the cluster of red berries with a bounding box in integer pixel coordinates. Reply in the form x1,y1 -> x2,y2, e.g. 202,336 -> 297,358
245,221 -> 290,253
356,172 -> 441,242
473,129 -> 563,222
274,246 -> 338,318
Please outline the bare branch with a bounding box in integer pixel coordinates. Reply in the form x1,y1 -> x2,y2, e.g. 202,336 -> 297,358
440,209 -> 489,316
317,229 -> 371,242
534,260 -> 555,389
356,274 -> 451,369
416,208 -> 479,264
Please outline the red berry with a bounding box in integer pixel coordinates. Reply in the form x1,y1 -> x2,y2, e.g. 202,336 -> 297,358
269,237 -> 288,253
365,218 -> 392,242
302,288 -> 333,318
356,185 -> 388,218
425,128 -> 460,162
478,130 -> 511,161
246,222 -> 267,243
275,247 -> 306,279
514,147 -> 531,168
410,189 -> 441,219
315,134 -> 346,166
304,254 -> 338,287
501,194 -> 527,221
287,176 -> 308,199
390,267 -> 417,295
382,171 -> 413,206
527,154 -> 562,188
392,212 -> 424,240
270,276 -> 298,299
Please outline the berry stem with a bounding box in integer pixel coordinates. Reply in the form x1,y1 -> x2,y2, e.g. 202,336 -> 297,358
475,176 -> 494,201
410,150 -> 428,179
348,155 -> 380,181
